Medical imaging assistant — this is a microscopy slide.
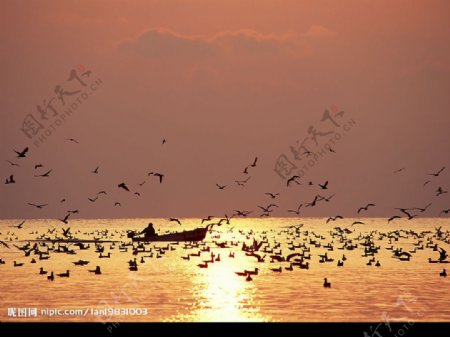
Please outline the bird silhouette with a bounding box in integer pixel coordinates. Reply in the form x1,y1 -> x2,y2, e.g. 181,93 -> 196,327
169,218 -> 182,225
388,215 -> 401,223
28,203 -> 48,209
428,166 -> 445,177
216,184 -> 226,190
358,203 -> 375,213
250,157 -> 258,168
134,192 -> 141,197
91,166 -> 99,174
5,175 -> 15,184
0,240 -> 9,248
58,213 -> 71,224
440,209 -> 450,215
393,167 -> 405,174
201,216 -> 214,224
34,164 -> 43,169
150,172 -> 164,183
287,175 -> 300,187
14,147 -> 29,158
287,204 -> 303,215
6,160 -> 20,167
34,169 -> 52,178
118,183 -> 130,191
9,220 -> 25,229
88,196 -> 99,203
66,138 -> 79,144
318,181 -> 329,189
114,202 -> 121,207
265,192 -> 279,199
436,187 -> 448,196
326,215 -> 343,223
351,221 -> 365,226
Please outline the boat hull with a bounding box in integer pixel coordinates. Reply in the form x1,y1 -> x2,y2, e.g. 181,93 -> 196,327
132,227 -> 209,242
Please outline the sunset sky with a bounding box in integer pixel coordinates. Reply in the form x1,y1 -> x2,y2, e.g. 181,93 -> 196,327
1,0 -> 450,219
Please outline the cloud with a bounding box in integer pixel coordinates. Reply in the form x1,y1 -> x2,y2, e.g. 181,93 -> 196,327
120,26 -> 337,61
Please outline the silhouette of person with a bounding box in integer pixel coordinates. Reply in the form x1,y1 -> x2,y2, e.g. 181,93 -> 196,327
141,223 -> 157,239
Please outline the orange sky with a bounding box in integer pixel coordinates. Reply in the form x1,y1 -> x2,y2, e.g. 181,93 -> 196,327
1,0 -> 450,219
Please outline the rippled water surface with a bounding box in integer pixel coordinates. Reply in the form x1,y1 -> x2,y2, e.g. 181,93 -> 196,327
0,218 -> 449,322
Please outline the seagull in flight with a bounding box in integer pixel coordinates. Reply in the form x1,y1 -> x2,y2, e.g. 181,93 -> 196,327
201,216 -> 214,224
436,187 -> 448,196
91,166 -> 99,174
357,203 -> 376,213
233,210 -> 252,217
393,167 -> 405,174
114,202 -> 121,207
14,147 -> 29,158
0,240 -> 9,249
250,157 -> 258,168
88,196 -> 99,202
28,203 -> 48,209
9,220 -> 25,229
428,166 -> 445,177
34,169 -> 52,178
286,175 -> 301,187
6,160 -> 20,167
287,204 -> 303,215
66,138 -> 79,144
58,213 -> 71,224
118,182 -> 130,191
169,218 -> 182,226
5,175 -> 15,184
149,172 -> 164,183
318,181 -> 329,190
265,192 -> 279,199
388,215 -> 401,223
216,184 -> 227,190
326,215 -> 343,224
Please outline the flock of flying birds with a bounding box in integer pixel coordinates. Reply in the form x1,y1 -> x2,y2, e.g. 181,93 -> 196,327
0,138 -> 449,287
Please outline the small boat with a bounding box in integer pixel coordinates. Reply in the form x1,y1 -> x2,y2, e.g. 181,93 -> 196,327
130,225 -> 213,243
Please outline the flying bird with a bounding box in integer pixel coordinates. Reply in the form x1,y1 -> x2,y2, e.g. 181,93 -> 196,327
162,139 -> 166,145
134,192 -> 141,197
118,183 -> 130,191
34,169 -> 52,178
287,204 -> 303,215
393,167 -> 405,174
265,192 -> 279,199
91,166 -> 99,174
114,202 -> 121,207
66,138 -> 79,144
250,157 -> 258,168
169,218 -> 182,226
388,215 -> 401,223
34,164 -> 43,170
5,160 -> 20,167
440,209 -> 450,215
351,221 -> 365,226
428,166 -> 445,177
14,147 -> 29,158
305,195 -> 325,207
436,187 -> 448,196
318,181 -> 329,190
88,196 -> 99,202
201,216 -> 214,224
0,240 -> 9,249
243,166 -> 249,175
27,203 -> 48,209
97,191 -> 107,196
9,220 -> 25,229
149,172 -> 164,183
233,210 -> 252,217
358,203 -> 376,213
286,175 -> 301,187
216,184 -> 227,190
326,216 -> 343,224
411,203 -> 432,213
5,175 -> 15,184
58,213 -> 71,224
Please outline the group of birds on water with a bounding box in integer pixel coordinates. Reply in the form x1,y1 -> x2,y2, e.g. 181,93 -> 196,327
0,220 -> 449,288
1,138 -> 450,289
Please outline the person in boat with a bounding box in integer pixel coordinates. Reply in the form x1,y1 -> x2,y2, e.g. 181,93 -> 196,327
140,222 -> 157,239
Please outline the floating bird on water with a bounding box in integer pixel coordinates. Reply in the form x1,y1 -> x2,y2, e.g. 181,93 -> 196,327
440,269 -> 447,277
57,270 -> 70,278
323,278 -> 331,288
